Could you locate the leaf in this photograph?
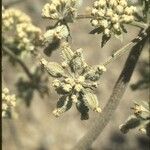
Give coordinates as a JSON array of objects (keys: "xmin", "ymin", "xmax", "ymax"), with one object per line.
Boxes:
[
  {"xmin": 43, "ymin": 40, "xmax": 60, "ymax": 57},
  {"xmin": 57, "ymin": 95, "xmax": 72, "ymax": 110},
  {"xmin": 70, "ymin": 56, "xmax": 83, "ymax": 72},
  {"xmin": 76, "ymin": 98, "xmax": 89, "ymax": 120},
  {"xmin": 119, "ymin": 115, "xmax": 141, "ymax": 134},
  {"xmin": 83, "ymin": 92, "xmax": 101, "ymax": 112},
  {"xmin": 61, "ymin": 43, "xmax": 74, "ymax": 62},
  {"xmin": 53, "ymin": 96, "xmax": 72, "ymax": 117},
  {"xmin": 89, "ymin": 27, "xmax": 103, "ymax": 35},
  {"xmin": 85, "ymin": 65, "xmax": 105, "ymax": 81},
  {"xmin": 45, "ymin": 62, "xmax": 65, "ymax": 77},
  {"xmin": 121, "ymin": 25, "xmax": 127, "ymax": 33},
  {"xmin": 101, "ymin": 34, "xmax": 111, "ymax": 48}
]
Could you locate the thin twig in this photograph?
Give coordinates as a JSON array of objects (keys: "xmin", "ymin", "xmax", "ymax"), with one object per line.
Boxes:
[
  {"xmin": 2, "ymin": 45, "xmax": 33, "ymax": 80},
  {"xmin": 76, "ymin": 14, "xmax": 92, "ymax": 19},
  {"xmin": 42, "ymin": 14, "xmax": 147, "ymax": 29},
  {"xmin": 76, "ymin": 14, "xmax": 148, "ymax": 29},
  {"xmin": 130, "ymin": 21, "xmax": 148, "ymax": 29},
  {"xmin": 103, "ymin": 26, "xmax": 150, "ymax": 66},
  {"xmin": 103, "ymin": 42, "xmax": 132, "ymax": 66},
  {"xmin": 72, "ymin": 27, "xmax": 149, "ymax": 150}
]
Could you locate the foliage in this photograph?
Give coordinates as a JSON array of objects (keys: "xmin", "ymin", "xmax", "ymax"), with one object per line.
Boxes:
[
  {"xmin": 120, "ymin": 101, "xmax": 150, "ymax": 137},
  {"xmin": 2, "ymin": 0, "xmax": 150, "ymax": 145}
]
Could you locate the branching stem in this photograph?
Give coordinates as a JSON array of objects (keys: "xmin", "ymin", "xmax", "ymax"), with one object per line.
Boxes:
[
  {"xmin": 103, "ymin": 27, "xmax": 149, "ymax": 67},
  {"xmin": 2, "ymin": 45, "xmax": 33, "ymax": 80},
  {"xmin": 76, "ymin": 14, "xmax": 148, "ymax": 29},
  {"xmin": 72, "ymin": 27, "xmax": 149, "ymax": 150}
]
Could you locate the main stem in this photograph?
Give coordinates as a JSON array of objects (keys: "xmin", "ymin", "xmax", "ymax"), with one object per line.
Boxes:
[{"xmin": 72, "ymin": 28, "xmax": 149, "ymax": 150}]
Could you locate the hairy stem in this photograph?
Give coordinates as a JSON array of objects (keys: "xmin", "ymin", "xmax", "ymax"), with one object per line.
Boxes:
[
  {"xmin": 72, "ymin": 28, "xmax": 149, "ymax": 150},
  {"xmin": 2, "ymin": 45, "xmax": 33, "ymax": 80}
]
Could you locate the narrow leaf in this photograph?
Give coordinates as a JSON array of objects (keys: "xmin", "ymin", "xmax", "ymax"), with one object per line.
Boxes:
[
  {"xmin": 89, "ymin": 27, "xmax": 103, "ymax": 34},
  {"xmin": 101, "ymin": 34, "xmax": 111, "ymax": 47}
]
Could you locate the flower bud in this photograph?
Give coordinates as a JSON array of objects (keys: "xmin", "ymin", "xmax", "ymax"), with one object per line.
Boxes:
[
  {"xmin": 91, "ymin": 19, "xmax": 99, "ymax": 26},
  {"xmin": 93, "ymin": 1, "xmax": 100, "ymax": 8},
  {"xmin": 111, "ymin": 14, "xmax": 119, "ymax": 23},
  {"xmin": 116, "ymin": 5, "xmax": 124, "ymax": 14},
  {"xmin": 91, "ymin": 8, "xmax": 98, "ymax": 15},
  {"xmin": 104, "ymin": 28, "xmax": 110, "ymax": 36},
  {"xmin": 52, "ymin": 79, "xmax": 60, "ymax": 88},
  {"xmin": 99, "ymin": 0, "xmax": 106, "ymax": 7},
  {"xmin": 63, "ymin": 84, "xmax": 72, "ymax": 92},
  {"xmin": 71, "ymin": 95, "xmax": 78, "ymax": 103},
  {"xmin": 113, "ymin": 23, "xmax": 120, "ymax": 31},
  {"xmin": 78, "ymin": 76, "xmax": 85, "ymax": 83},
  {"xmin": 119, "ymin": 0, "xmax": 127, "ymax": 7},
  {"xmin": 106, "ymin": 9, "xmax": 113, "ymax": 17},
  {"xmin": 100, "ymin": 19, "xmax": 109, "ymax": 28},
  {"xmin": 74, "ymin": 84, "xmax": 83, "ymax": 92}
]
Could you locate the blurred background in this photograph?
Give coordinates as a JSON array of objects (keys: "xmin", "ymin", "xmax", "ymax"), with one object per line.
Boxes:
[{"xmin": 2, "ymin": 0, "xmax": 150, "ymax": 150}]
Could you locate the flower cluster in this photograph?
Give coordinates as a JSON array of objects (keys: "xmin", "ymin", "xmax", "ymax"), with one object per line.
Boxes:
[
  {"xmin": 2, "ymin": 8, "xmax": 31, "ymax": 31},
  {"xmin": 90, "ymin": 0, "xmax": 136, "ymax": 37},
  {"xmin": 15, "ymin": 22, "xmax": 41, "ymax": 53},
  {"xmin": 120, "ymin": 101, "xmax": 150, "ymax": 137},
  {"xmin": 2, "ymin": 8, "xmax": 41, "ymax": 58},
  {"xmin": 2, "ymin": 88, "xmax": 17, "ymax": 118},
  {"xmin": 42, "ymin": 0, "xmax": 82, "ymax": 22},
  {"xmin": 41, "ymin": 42, "xmax": 106, "ymax": 119},
  {"xmin": 43, "ymin": 24, "xmax": 69, "ymax": 44}
]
